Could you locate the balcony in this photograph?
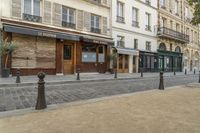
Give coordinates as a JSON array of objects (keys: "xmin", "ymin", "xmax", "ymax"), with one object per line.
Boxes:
[
  {"xmin": 91, "ymin": 27, "xmax": 101, "ymax": 34},
  {"xmin": 157, "ymin": 27, "xmax": 189, "ymax": 43},
  {"xmin": 62, "ymin": 21, "xmax": 76, "ymax": 29},
  {"xmin": 116, "ymin": 16, "xmax": 125, "ymax": 23},
  {"xmin": 23, "ymin": 13, "xmax": 42, "ymax": 23},
  {"xmin": 132, "ymin": 21, "xmax": 139, "ymax": 27},
  {"xmin": 145, "ymin": 25, "xmax": 151, "ymax": 31},
  {"xmin": 117, "ymin": 41, "xmax": 125, "ymax": 48}
]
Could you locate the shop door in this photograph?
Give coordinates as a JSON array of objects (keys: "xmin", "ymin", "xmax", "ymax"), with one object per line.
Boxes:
[
  {"xmin": 132, "ymin": 56, "xmax": 136, "ymax": 73},
  {"xmin": 97, "ymin": 45, "xmax": 106, "ymax": 73},
  {"xmin": 118, "ymin": 54, "xmax": 129, "ymax": 73},
  {"xmin": 63, "ymin": 44, "xmax": 74, "ymax": 74}
]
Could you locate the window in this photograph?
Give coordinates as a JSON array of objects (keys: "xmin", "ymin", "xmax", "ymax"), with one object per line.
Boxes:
[
  {"xmin": 161, "ymin": 17, "xmax": 167, "ymax": 27},
  {"xmin": 175, "ymin": 46, "xmax": 181, "ymax": 53},
  {"xmin": 63, "ymin": 45, "xmax": 72, "ymax": 60},
  {"xmin": 24, "ymin": 0, "xmax": 40, "ymax": 16},
  {"xmin": 146, "ymin": 41, "xmax": 151, "ymax": 51},
  {"xmin": 185, "ymin": 7, "xmax": 189, "ymax": 18},
  {"xmin": 117, "ymin": 1, "xmax": 124, "ymax": 22},
  {"xmin": 159, "ymin": 43, "xmax": 166, "ymax": 51},
  {"xmin": 175, "ymin": 0, "xmax": 179, "ymax": 15},
  {"xmin": 91, "ymin": 14, "xmax": 101, "ymax": 33},
  {"xmin": 160, "ymin": 0, "xmax": 165, "ymax": 8},
  {"xmin": 145, "ymin": 13, "xmax": 151, "ymax": 31},
  {"xmin": 134, "ymin": 39, "xmax": 138, "ymax": 49},
  {"xmin": 62, "ymin": 6, "xmax": 76, "ymax": 29},
  {"xmin": 82, "ymin": 44, "xmax": 96, "ymax": 62},
  {"xmin": 132, "ymin": 7, "xmax": 139, "ymax": 27},
  {"xmin": 117, "ymin": 36, "xmax": 125, "ymax": 47},
  {"xmin": 170, "ymin": 20, "xmax": 173, "ymax": 29},
  {"xmin": 145, "ymin": 0, "xmax": 151, "ymax": 5}
]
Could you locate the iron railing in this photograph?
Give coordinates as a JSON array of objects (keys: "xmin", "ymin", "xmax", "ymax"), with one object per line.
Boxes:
[
  {"xmin": 62, "ymin": 21, "xmax": 76, "ymax": 29},
  {"xmin": 91, "ymin": 27, "xmax": 101, "ymax": 34},
  {"xmin": 116, "ymin": 16, "xmax": 125, "ymax": 23},
  {"xmin": 132, "ymin": 21, "xmax": 139, "ymax": 27},
  {"xmin": 23, "ymin": 13, "xmax": 42, "ymax": 23}
]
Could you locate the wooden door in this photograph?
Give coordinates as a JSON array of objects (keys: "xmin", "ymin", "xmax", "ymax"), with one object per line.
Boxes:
[
  {"xmin": 118, "ymin": 54, "xmax": 129, "ymax": 73},
  {"xmin": 63, "ymin": 44, "xmax": 74, "ymax": 74}
]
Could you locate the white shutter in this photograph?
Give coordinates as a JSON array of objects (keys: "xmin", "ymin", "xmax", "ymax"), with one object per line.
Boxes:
[
  {"xmin": 83, "ymin": 12, "xmax": 91, "ymax": 31},
  {"xmin": 102, "ymin": 17, "xmax": 107, "ymax": 35},
  {"xmin": 12, "ymin": 0, "xmax": 22, "ymax": 18},
  {"xmin": 53, "ymin": 3, "xmax": 61, "ymax": 26},
  {"xmin": 76, "ymin": 10, "xmax": 84, "ymax": 30},
  {"xmin": 43, "ymin": 0, "xmax": 52, "ymax": 24}
]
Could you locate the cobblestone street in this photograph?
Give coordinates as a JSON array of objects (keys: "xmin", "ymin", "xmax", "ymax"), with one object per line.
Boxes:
[{"xmin": 0, "ymin": 75, "xmax": 198, "ymax": 112}]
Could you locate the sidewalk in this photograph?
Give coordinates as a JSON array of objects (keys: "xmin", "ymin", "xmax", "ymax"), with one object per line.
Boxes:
[
  {"xmin": 0, "ymin": 71, "xmax": 197, "ymax": 87},
  {"xmin": 0, "ymin": 83, "xmax": 199, "ymax": 133}
]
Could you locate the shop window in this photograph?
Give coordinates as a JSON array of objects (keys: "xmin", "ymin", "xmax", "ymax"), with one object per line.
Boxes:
[
  {"xmin": 98, "ymin": 46, "xmax": 105, "ymax": 62},
  {"xmin": 82, "ymin": 44, "xmax": 96, "ymax": 62},
  {"xmin": 64, "ymin": 45, "xmax": 72, "ymax": 60}
]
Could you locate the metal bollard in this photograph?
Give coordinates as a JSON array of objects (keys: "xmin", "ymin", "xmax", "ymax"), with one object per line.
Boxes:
[
  {"xmin": 114, "ymin": 69, "xmax": 117, "ymax": 79},
  {"xmin": 185, "ymin": 69, "xmax": 187, "ymax": 75},
  {"xmin": 16, "ymin": 69, "xmax": 21, "ymax": 83},
  {"xmin": 194, "ymin": 69, "xmax": 196, "ymax": 75},
  {"xmin": 158, "ymin": 71, "xmax": 164, "ymax": 90},
  {"xmin": 140, "ymin": 68, "xmax": 143, "ymax": 77},
  {"xmin": 77, "ymin": 68, "xmax": 80, "ymax": 80},
  {"xmin": 174, "ymin": 69, "xmax": 176, "ymax": 76},
  {"xmin": 35, "ymin": 72, "xmax": 47, "ymax": 110},
  {"xmin": 199, "ymin": 71, "xmax": 200, "ymax": 83}
]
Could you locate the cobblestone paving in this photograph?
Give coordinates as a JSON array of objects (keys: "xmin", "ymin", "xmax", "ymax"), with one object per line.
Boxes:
[{"xmin": 0, "ymin": 75, "xmax": 198, "ymax": 112}]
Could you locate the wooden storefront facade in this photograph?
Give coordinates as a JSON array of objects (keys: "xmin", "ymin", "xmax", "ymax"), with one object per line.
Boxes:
[{"xmin": 1, "ymin": 22, "xmax": 113, "ymax": 76}]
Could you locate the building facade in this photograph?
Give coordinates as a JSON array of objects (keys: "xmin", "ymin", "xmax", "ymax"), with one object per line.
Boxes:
[
  {"xmin": 157, "ymin": 0, "xmax": 200, "ymax": 72},
  {"xmin": 111, "ymin": 0, "xmax": 158, "ymax": 73},
  {"xmin": 0, "ymin": 0, "xmax": 113, "ymax": 76}
]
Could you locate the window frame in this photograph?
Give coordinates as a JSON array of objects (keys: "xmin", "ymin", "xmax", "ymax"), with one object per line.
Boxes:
[{"xmin": 23, "ymin": 0, "xmax": 41, "ymax": 16}]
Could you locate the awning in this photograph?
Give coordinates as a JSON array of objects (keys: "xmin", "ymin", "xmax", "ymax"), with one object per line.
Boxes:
[
  {"xmin": 116, "ymin": 47, "xmax": 139, "ymax": 56},
  {"xmin": 3, "ymin": 24, "xmax": 79, "ymax": 41}
]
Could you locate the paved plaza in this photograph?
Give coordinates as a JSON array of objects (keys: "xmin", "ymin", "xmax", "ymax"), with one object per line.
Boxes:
[
  {"xmin": 0, "ymin": 84, "xmax": 200, "ymax": 133},
  {"xmin": 0, "ymin": 74, "xmax": 198, "ymax": 112}
]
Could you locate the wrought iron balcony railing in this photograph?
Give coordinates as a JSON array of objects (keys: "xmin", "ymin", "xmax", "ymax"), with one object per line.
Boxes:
[
  {"xmin": 117, "ymin": 41, "xmax": 125, "ymax": 48},
  {"xmin": 23, "ymin": 13, "xmax": 42, "ymax": 23},
  {"xmin": 91, "ymin": 27, "xmax": 101, "ymax": 34},
  {"xmin": 157, "ymin": 27, "xmax": 189, "ymax": 43},
  {"xmin": 116, "ymin": 16, "xmax": 125, "ymax": 23},
  {"xmin": 132, "ymin": 21, "xmax": 139, "ymax": 27},
  {"xmin": 62, "ymin": 21, "xmax": 76, "ymax": 29}
]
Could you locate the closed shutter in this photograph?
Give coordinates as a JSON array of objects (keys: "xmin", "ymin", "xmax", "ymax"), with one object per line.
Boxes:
[
  {"xmin": 83, "ymin": 12, "xmax": 91, "ymax": 32},
  {"xmin": 43, "ymin": 0, "xmax": 52, "ymax": 24},
  {"xmin": 76, "ymin": 10, "xmax": 84, "ymax": 30},
  {"xmin": 102, "ymin": 17, "xmax": 107, "ymax": 35},
  {"xmin": 53, "ymin": 3, "xmax": 61, "ymax": 26},
  {"xmin": 12, "ymin": 0, "xmax": 22, "ymax": 18}
]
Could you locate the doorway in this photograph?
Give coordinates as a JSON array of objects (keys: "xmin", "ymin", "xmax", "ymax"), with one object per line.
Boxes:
[{"xmin": 63, "ymin": 44, "xmax": 74, "ymax": 74}]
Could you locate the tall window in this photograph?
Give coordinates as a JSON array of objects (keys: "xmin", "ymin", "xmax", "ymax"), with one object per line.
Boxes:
[
  {"xmin": 24, "ymin": 0, "xmax": 40, "ymax": 16},
  {"xmin": 185, "ymin": 7, "xmax": 189, "ymax": 18},
  {"xmin": 117, "ymin": 1, "xmax": 124, "ymax": 22},
  {"xmin": 117, "ymin": 36, "xmax": 125, "ymax": 47},
  {"xmin": 145, "ymin": 13, "xmax": 151, "ymax": 31},
  {"xmin": 176, "ymin": 23, "xmax": 180, "ymax": 32},
  {"xmin": 175, "ymin": 0, "xmax": 179, "ymax": 15},
  {"xmin": 146, "ymin": 41, "xmax": 151, "ymax": 51},
  {"xmin": 132, "ymin": 7, "xmax": 139, "ymax": 27},
  {"xmin": 62, "ymin": 6, "xmax": 75, "ymax": 28},
  {"xmin": 160, "ymin": 0, "xmax": 165, "ymax": 7},
  {"xmin": 134, "ymin": 39, "xmax": 138, "ymax": 49},
  {"xmin": 161, "ymin": 17, "xmax": 167, "ymax": 27},
  {"xmin": 91, "ymin": 14, "xmax": 100, "ymax": 33}
]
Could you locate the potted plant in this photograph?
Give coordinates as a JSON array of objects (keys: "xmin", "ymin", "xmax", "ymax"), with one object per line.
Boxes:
[{"xmin": 0, "ymin": 39, "xmax": 17, "ymax": 77}]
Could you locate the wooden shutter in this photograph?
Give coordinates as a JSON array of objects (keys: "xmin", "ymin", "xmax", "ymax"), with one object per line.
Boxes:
[
  {"xmin": 12, "ymin": 0, "xmax": 22, "ymax": 18},
  {"xmin": 83, "ymin": 12, "xmax": 91, "ymax": 32},
  {"xmin": 43, "ymin": 0, "xmax": 52, "ymax": 24},
  {"xmin": 76, "ymin": 10, "xmax": 84, "ymax": 30},
  {"xmin": 102, "ymin": 17, "xmax": 108, "ymax": 35},
  {"xmin": 53, "ymin": 3, "xmax": 61, "ymax": 26}
]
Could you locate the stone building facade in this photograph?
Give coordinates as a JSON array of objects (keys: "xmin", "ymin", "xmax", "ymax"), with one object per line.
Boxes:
[
  {"xmin": 157, "ymin": 0, "xmax": 200, "ymax": 72},
  {"xmin": 0, "ymin": 0, "xmax": 113, "ymax": 75}
]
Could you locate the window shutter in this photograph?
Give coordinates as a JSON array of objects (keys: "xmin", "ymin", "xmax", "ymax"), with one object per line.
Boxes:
[
  {"xmin": 43, "ymin": 0, "xmax": 52, "ymax": 24},
  {"xmin": 83, "ymin": 12, "xmax": 91, "ymax": 32},
  {"xmin": 53, "ymin": 3, "xmax": 61, "ymax": 26},
  {"xmin": 102, "ymin": 17, "xmax": 107, "ymax": 35},
  {"xmin": 12, "ymin": 0, "xmax": 22, "ymax": 18},
  {"xmin": 76, "ymin": 10, "xmax": 84, "ymax": 30}
]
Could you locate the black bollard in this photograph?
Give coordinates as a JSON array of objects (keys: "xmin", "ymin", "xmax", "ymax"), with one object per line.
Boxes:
[
  {"xmin": 35, "ymin": 72, "xmax": 47, "ymax": 110},
  {"xmin": 194, "ymin": 69, "xmax": 196, "ymax": 75},
  {"xmin": 114, "ymin": 69, "xmax": 117, "ymax": 79},
  {"xmin": 174, "ymin": 69, "xmax": 176, "ymax": 76},
  {"xmin": 199, "ymin": 71, "xmax": 200, "ymax": 83},
  {"xmin": 185, "ymin": 69, "xmax": 187, "ymax": 75},
  {"xmin": 77, "ymin": 68, "xmax": 80, "ymax": 80},
  {"xmin": 16, "ymin": 69, "xmax": 21, "ymax": 83},
  {"xmin": 140, "ymin": 68, "xmax": 143, "ymax": 77},
  {"xmin": 158, "ymin": 71, "xmax": 164, "ymax": 90}
]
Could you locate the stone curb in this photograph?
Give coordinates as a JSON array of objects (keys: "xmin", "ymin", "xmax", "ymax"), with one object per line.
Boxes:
[{"xmin": 0, "ymin": 74, "xmax": 197, "ymax": 88}]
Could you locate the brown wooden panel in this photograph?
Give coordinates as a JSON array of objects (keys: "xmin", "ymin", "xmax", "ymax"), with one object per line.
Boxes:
[
  {"xmin": 63, "ymin": 41, "xmax": 74, "ymax": 74},
  {"xmin": 11, "ymin": 68, "xmax": 56, "ymax": 76},
  {"xmin": 56, "ymin": 39, "xmax": 63, "ymax": 73}
]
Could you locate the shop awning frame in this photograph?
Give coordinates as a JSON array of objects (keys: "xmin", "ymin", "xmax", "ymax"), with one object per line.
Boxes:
[{"xmin": 115, "ymin": 47, "xmax": 139, "ymax": 56}]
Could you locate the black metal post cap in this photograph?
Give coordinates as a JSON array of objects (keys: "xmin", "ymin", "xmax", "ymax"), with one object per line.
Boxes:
[{"xmin": 38, "ymin": 72, "xmax": 45, "ymax": 79}]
